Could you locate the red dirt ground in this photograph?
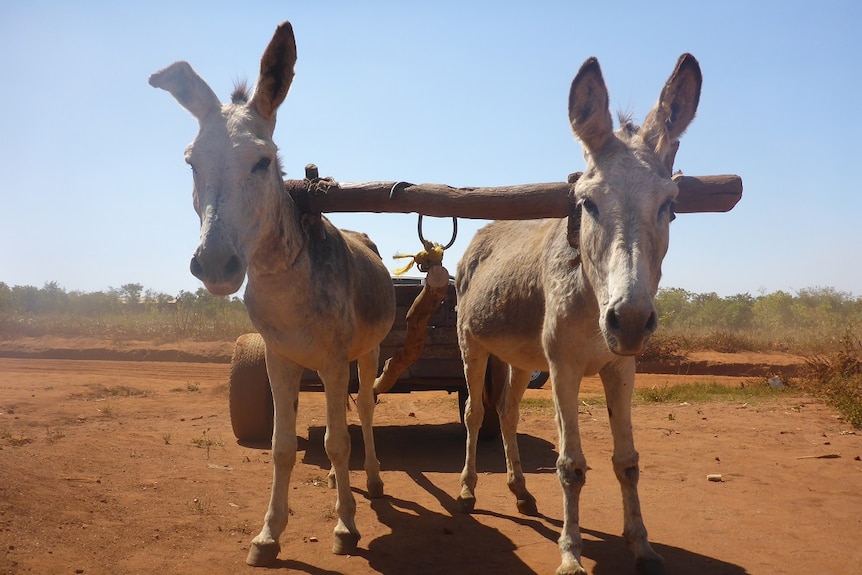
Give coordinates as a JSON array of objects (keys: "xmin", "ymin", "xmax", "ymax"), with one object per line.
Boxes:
[{"xmin": 1, "ymin": 339, "xmax": 860, "ymax": 575}]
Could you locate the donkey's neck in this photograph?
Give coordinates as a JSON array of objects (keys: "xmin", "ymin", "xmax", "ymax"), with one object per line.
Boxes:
[
  {"xmin": 547, "ymin": 220, "xmax": 600, "ymax": 317},
  {"xmin": 246, "ymin": 181, "xmax": 309, "ymax": 287},
  {"xmin": 242, "ymin": 200, "xmax": 315, "ymax": 346}
]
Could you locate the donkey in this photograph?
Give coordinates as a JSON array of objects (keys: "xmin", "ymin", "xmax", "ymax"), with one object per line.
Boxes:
[
  {"xmin": 149, "ymin": 22, "xmax": 395, "ymax": 565},
  {"xmin": 455, "ymin": 54, "xmax": 701, "ymax": 574}
]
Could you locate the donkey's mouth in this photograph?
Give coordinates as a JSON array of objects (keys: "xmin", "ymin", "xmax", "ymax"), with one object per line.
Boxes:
[
  {"xmin": 201, "ymin": 279, "xmax": 244, "ymax": 297},
  {"xmin": 190, "ymin": 253, "xmax": 246, "ymax": 296},
  {"xmin": 604, "ymin": 333, "xmax": 651, "ymax": 357}
]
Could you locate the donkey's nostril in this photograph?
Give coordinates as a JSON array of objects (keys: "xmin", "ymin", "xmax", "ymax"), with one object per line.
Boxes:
[
  {"xmin": 645, "ymin": 311, "xmax": 658, "ymax": 335},
  {"xmin": 190, "ymin": 256, "xmax": 204, "ymax": 280},
  {"xmin": 606, "ymin": 309, "xmax": 620, "ymax": 332},
  {"xmin": 190, "ymin": 250, "xmax": 243, "ymax": 289},
  {"xmin": 225, "ymin": 254, "xmax": 242, "ymax": 277}
]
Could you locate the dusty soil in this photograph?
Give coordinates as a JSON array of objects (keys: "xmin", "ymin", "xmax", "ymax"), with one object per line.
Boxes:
[{"xmin": 1, "ymin": 340, "xmax": 860, "ymax": 575}]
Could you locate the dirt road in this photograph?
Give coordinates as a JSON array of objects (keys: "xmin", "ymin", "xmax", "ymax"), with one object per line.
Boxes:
[{"xmin": 1, "ymin": 356, "xmax": 860, "ymax": 574}]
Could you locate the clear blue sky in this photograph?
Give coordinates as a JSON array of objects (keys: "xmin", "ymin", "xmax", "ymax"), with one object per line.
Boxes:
[{"xmin": 2, "ymin": 1, "xmax": 860, "ymax": 298}]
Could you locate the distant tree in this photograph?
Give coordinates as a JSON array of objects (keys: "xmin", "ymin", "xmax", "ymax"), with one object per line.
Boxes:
[
  {"xmin": 12, "ymin": 285, "xmax": 40, "ymax": 313},
  {"xmin": 655, "ymin": 287, "xmax": 693, "ymax": 327},
  {"xmin": 40, "ymin": 281, "xmax": 69, "ymax": 313},
  {"xmin": 797, "ymin": 286, "xmax": 852, "ymax": 313},
  {"xmin": 70, "ymin": 290, "xmax": 118, "ymax": 315},
  {"xmin": 752, "ymin": 290, "xmax": 795, "ymax": 330},
  {"xmin": 144, "ymin": 288, "xmax": 172, "ymax": 304},
  {"xmin": 0, "ymin": 282, "xmax": 11, "ymax": 313},
  {"xmin": 721, "ymin": 293, "xmax": 755, "ymax": 330},
  {"xmin": 118, "ymin": 283, "xmax": 144, "ymax": 305}
]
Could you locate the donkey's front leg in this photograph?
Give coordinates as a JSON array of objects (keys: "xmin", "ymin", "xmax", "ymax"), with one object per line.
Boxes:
[
  {"xmin": 319, "ymin": 360, "xmax": 361, "ymax": 555},
  {"xmin": 499, "ymin": 365, "xmax": 538, "ymax": 515},
  {"xmin": 247, "ymin": 353, "xmax": 303, "ymax": 567},
  {"xmin": 551, "ymin": 360, "xmax": 589, "ymax": 575},
  {"xmin": 600, "ymin": 360, "xmax": 664, "ymax": 575},
  {"xmin": 356, "ymin": 347, "xmax": 384, "ymax": 498}
]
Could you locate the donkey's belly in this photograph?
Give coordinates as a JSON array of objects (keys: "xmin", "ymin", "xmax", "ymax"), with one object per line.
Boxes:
[{"xmin": 461, "ymin": 310, "xmax": 549, "ymax": 373}]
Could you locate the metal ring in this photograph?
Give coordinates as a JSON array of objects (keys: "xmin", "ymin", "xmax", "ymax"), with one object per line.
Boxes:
[
  {"xmin": 417, "ymin": 214, "xmax": 458, "ymax": 250},
  {"xmin": 389, "ymin": 181, "xmax": 413, "ymax": 200}
]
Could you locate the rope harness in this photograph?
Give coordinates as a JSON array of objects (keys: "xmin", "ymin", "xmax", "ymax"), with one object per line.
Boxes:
[{"xmin": 392, "ymin": 211, "xmax": 457, "ymax": 275}]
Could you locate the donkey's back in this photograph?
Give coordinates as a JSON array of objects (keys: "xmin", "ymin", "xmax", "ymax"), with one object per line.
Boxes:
[
  {"xmin": 308, "ymin": 223, "xmax": 394, "ymax": 348},
  {"xmin": 455, "ymin": 218, "xmax": 569, "ymax": 373}
]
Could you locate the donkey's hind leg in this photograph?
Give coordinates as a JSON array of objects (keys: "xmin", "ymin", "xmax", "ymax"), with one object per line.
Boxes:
[
  {"xmin": 356, "ymin": 347, "xmax": 384, "ymax": 498},
  {"xmin": 500, "ymin": 365, "xmax": 538, "ymax": 516},
  {"xmin": 457, "ymin": 339, "xmax": 491, "ymax": 513}
]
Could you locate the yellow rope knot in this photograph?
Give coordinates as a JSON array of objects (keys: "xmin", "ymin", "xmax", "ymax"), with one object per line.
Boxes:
[{"xmin": 393, "ymin": 240, "xmax": 445, "ymax": 275}]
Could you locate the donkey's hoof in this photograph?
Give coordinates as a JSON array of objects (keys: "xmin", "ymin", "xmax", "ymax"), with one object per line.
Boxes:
[
  {"xmin": 456, "ymin": 494, "xmax": 476, "ymax": 514},
  {"xmin": 635, "ymin": 556, "xmax": 665, "ymax": 575},
  {"xmin": 366, "ymin": 479, "xmax": 385, "ymax": 499},
  {"xmin": 516, "ymin": 495, "xmax": 538, "ymax": 516},
  {"xmin": 246, "ymin": 539, "xmax": 280, "ymax": 567},
  {"xmin": 556, "ymin": 559, "xmax": 588, "ymax": 575},
  {"xmin": 332, "ymin": 529, "xmax": 360, "ymax": 555}
]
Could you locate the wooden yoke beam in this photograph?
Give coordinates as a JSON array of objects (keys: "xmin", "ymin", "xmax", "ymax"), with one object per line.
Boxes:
[{"xmin": 286, "ymin": 172, "xmax": 742, "ymax": 220}]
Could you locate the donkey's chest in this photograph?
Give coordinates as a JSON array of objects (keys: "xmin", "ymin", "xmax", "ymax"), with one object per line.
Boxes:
[
  {"xmin": 245, "ymin": 287, "xmax": 352, "ymax": 349},
  {"xmin": 243, "ymin": 280, "xmax": 393, "ymax": 368}
]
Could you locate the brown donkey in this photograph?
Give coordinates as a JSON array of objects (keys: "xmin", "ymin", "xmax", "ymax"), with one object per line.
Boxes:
[
  {"xmin": 455, "ymin": 54, "xmax": 702, "ymax": 575},
  {"xmin": 149, "ymin": 22, "xmax": 395, "ymax": 565}
]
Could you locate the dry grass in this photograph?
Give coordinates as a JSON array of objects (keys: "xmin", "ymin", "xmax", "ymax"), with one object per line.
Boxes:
[
  {"xmin": 1, "ymin": 429, "xmax": 33, "ymax": 447},
  {"xmin": 1, "ymin": 309, "xmax": 254, "ymax": 342},
  {"xmin": 801, "ymin": 331, "xmax": 862, "ymax": 427},
  {"xmin": 635, "ymin": 380, "xmax": 783, "ymax": 404},
  {"xmin": 70, "ymin": 385, "xmax": 147, "ymax": 401},
  {"xmin": 190, "ymin": 428, "xmax": 224, "ymax": 459}
]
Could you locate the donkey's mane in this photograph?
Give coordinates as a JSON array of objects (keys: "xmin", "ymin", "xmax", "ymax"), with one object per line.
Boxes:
[
  {"xmin": 617, "ymin": 111, "xmax": 640, "ymax": 139},
  {"xmin": 231, "ymin": 80, "xmax": 251, "ymax": 104}
]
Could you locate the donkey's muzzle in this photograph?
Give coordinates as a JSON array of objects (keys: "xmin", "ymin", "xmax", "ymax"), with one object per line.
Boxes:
[
  {"xmin": 603, "ymin": 301, "xmax": 658, "ymax": 356},
  {"xmin": 190, "ymin": 248, "xmax": 245, "ymax": 296}
]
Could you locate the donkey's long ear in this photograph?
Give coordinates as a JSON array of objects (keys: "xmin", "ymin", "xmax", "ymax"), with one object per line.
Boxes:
[
  {"xmin": 149, "ymin": 61, "xmax": 221, "ymax": 121},
  {"xmin": 249, "ymin": 21, "xmax": 297, "ymax": 120},
  {"xmin": 568, "ymin": 57, "xmax": 614, "ymax": 154},
  {"xmin": 641, "ymin": 53, "xmax": 702, "ymax": 169}
]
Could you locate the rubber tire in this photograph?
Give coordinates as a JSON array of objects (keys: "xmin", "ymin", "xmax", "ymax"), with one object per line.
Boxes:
[
  {"xmin": 527, "ymin": 370, "xmax": 550, "ymax": 389},
  {"xmin": 228, "ymin": 333, "xmax": 274, "ymax": 443}
]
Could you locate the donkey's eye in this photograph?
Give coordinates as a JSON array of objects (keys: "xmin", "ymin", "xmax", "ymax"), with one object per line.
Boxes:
[
  {"xmin": 660, "ymin": 199, "xmax": 676, "ymax": 222},
  {"xmin": 252, "ymin": 157, "xmax": 271, "ymax": 174},
  {"xmin": 581, "ymin": 198, "xmax": 599, "ymax": 218}
]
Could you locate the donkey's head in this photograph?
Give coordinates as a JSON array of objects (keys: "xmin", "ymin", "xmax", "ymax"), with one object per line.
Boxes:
[
  {"xmin": 568, "ymin": 54, "xmax": 701, "ymax": 355},
  {"xmin": 149, "ymin": 22, "xmax": 297, "ymax": 296}
]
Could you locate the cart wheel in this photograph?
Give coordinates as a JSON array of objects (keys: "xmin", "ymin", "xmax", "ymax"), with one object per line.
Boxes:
[
  {"xmin": 527, "ymin": 370, "xmax": 549, "ymax": 389},
  {"xmin": 228, "ymin": 333, "xmax": 274, "ymax": 443},
  {"xmin": 480, "ymin": 356, "xmax": 506, "ymax": 441}
]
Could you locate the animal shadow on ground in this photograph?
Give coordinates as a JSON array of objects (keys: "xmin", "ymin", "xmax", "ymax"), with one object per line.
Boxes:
[
  {"xmin": 305, "ymin": 422, "xmax": 555, "ymax": 574},
  {"xmin": 361, "ymin": 470, "xmax": 538, "ymax": 575},
  {"xmin": 257, "ymin": 559, "xmax": 345, "ymax": 575},
  {"xmin": 304, "ymin": 422, "xmax": 558, "ymax": 474},
  {"xmin": 579, "ymin": 527, "xmax": 749, "ymax": 575},
  {"xmin": 300, "ymin": 423, "xmax": 749, "ymax": 575}
]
